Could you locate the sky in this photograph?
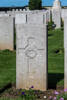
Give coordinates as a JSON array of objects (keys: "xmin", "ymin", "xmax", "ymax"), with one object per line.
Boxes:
[
  {"xmin": 43, "ymin": 0, "xmax": 67, "ymax": 6},
  {"xmin": 0, "ymin": 0, "xmax": 67, "ymax": 7}
]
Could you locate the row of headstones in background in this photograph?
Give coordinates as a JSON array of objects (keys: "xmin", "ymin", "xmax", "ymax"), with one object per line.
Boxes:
[
  {"xmin": 0, "ymin": 10, "xmax": 50, "ymax": 22},
  {"xmin": 0, "ymin": 10, "xmax": 31, "ymax": 50},
  {"xmin": 53, "ymin": 0, "xmax": 67, "ymax": 21},
  {"xmin": 0, "ymin": 4, "xmax": 62, "ymax": 30},
  {"xmin": 52, "ymin": 0, "xmax": 61, "ymax": 29},
  {"xmin": 0, "ymin": 0, "xmax": 63, "ymax": 29},
  {"xmin": 15, "ymin": 12, "xmax": 48, "ymax": 91},
  {"xmin": 0, "ymin": 10, "xmax": 50, "ymax": 51},
  {"xmin": 0, "ymin": 9, "xmax": 26, "ymax": 14}
]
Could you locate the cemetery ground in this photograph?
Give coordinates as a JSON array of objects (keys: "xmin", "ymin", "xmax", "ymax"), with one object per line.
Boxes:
[{"xmin": 0, "ymin": 28, "xmax": 65, "ymax": 100}]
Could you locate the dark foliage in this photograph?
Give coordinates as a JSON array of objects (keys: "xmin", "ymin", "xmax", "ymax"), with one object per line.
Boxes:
[{"xmin": 29, "ymin": 0, "xmax": 42, "ymax": 10}]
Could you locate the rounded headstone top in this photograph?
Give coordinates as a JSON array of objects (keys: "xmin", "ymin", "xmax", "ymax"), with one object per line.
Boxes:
[{"xmin": 53, "ymin": 0, "xmax": 61, "ymax": 9}]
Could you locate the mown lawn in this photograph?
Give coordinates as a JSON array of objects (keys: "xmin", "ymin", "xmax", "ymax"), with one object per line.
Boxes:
[
  {"xmin": 48, "ymin": 29, "xmax": 64, "ymax": 88},
  {"xmin": 0, "ymin": 50, "xmax": 16, "ymax": 88},
  {"xmin": 0, "ymin": 28, "xmax": 64, "ymax": 90}
]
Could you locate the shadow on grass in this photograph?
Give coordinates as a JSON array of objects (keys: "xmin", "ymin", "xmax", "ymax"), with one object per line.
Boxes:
[
  {"xmin": 48, "ymin": 73, "xmax": 64, "ymax": 89},
  {"xmin": 48, "ymin": 33, "xmax": 53, "ymax": 37},
  {"xmin": 14, "ymin": 44, "xmax": 16, "ymax": 50},
  {"xmin": 0, "ymin": 83, "xmax": 12, "ymax": 94}
]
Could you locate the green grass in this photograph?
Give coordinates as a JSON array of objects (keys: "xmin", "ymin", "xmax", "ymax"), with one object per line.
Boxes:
[
  {"xmin": 0, "ymin": 50, "xmax": 16, "ymax": 88},
  {"xmin": 57, "ymin": 93, "xmax": 67, "ymax": 100},
  {"xmin": 0, "ymin": 97, "xmax": 39, "ymax": 100},
  {"xmin": 0, "ymin": 28, "xmax": 64, "ymax": 90},
  {"xmin": 0, "ymin": 97, "xmax": 22, "ymax": 100},
  {"xmin": 48, "ymin": 29, "xmax": 64, "ymax": 88}
]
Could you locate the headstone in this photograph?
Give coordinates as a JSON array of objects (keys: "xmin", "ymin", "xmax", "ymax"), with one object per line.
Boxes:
[
  {"xmin": 53, "ymin": 0, "xmax": 61, "ymax": 8},
  {"xmin": 16, "ymin": 13, "xmax": 47, "ymax": 91},
  {"xmin": 0, "ymin": 13, "xmax": 9, "ymax": 17},
  {"xmin": 27, "ymin": 12, "xmax": 46, "ymax": 24},
  {"xmin": 52, "ymin": 0, "xmax": 61, "ymax": 28},
  {"xmin": 23, "ymin": 9, "xmax": 26, "ymax": 11},
  {"xmin": 20, "ymin": 9, "xmax": 22, "ymax": 11},
  {"xmin": 64, "ymin": 17, "xmax": 67, "ymax": 89},
  {"xmin": 46, "ymin": 10, "xmax": 50, "ymax": 22},
  {"xmin": 0, "ymin": 16, "xmax": 14, "ymax": 50},
  {"xmin": 0, "ymin": 11, "xmax": 5, "ymax": 14},
  {"xmin": 61, "ymin": 9, "xmax": 67, "ymax": 21}
]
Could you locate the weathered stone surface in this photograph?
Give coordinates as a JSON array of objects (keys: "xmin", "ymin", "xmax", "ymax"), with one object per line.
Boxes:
[
  {"xmin": 0, "ymin": 16, "xmax": 14, "ymax": 50},
  {"xmin": 27, "ymin": 13, "xmax": 46, "ymax": 24},
  {"xmin": 0, "ymin": 10, "xmax": 50, "ymax": 23},
  {"xmin": 16, "ymin": 13, "xmax": 47, "ymax": 91},
  {"xmin": 64, "ymin": 17, "xmax": 67, "ymax": 49},
  {"xmin": 52, "ymin": 9, "xmax": 61, "ymax": 28},
  {"xmin": 64, "ymin": 17, "xmax": 67, "ymax": 89},
  {"xmin": 62, "ymin": 9, "xmax": 67, "ymax": 21},
  {"xmin": 0, "ymin": 14, "xmax": 9, "ymax": 17},
  {"xmin": 44, "ymin": 10, "xmax": 50, "ymax": 23},
  {"xmin": 53, "ymin": 0, "xmax": 61, "ymax": 9},
  {"xmin": 52, "ymin": 0, "xmax": 61, "ymax": 28},
  {"xmin": 64, "ymin": 48, "xmax": 67, "ymax": 89}
]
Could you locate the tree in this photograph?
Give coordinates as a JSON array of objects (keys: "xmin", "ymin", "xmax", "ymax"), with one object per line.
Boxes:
[{"xmin": 29, "ymin": 0, "xmax": 42, "ymax": 10}]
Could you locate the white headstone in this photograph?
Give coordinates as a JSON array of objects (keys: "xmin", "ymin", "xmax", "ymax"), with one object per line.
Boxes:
[
  {"xmin": 61, "ymin": 9, "xmax": 67, "ymax": 21},
  {"xmin": 64, "ymin": 17, "xmax": 67, "ymax": 89},
  {"xmin": 16, "ymin": 13, "xmax": 47, "ymax": 91},
  {"xmin": 52, "ymin": 0, "xmax": 61, "ymax": 28},
  {"xmin": 0, "ymin": 16, "xmax": 14, "ymax": 50},
  {"xmin": 53, "ymin": 0, "xmax": 61, "ymax": 9}
]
